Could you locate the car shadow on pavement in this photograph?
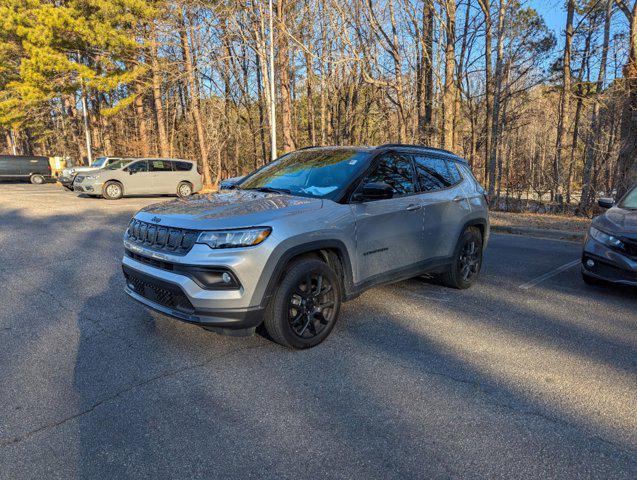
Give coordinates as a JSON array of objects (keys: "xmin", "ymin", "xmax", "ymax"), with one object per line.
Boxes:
[{"xmin": 1, "ymin": 207, "xmax": 636, "ymax": 479}]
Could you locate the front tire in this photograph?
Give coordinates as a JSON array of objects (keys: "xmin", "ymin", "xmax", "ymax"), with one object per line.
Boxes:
[
  {"xmin": 264, "ymin": 258, "xmax": 342, "ymax": 349},
  {"xmin": 441, "ymin": 227, "xmax": 483, "ymax": 289},
  {"xmin": 177, "ymin": 181, "xmax": 193, "ymax": 198},
  {"xmin": 102, "ymin": 181, "xmax": 123, "ymax": 200},
  {"xmin": 30, "ymin": 174, "xmax": 44, "ymax": 185}
]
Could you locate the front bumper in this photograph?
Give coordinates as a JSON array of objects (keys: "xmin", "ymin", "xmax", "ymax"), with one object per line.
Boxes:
[
  {"xmin": 120, "ymin": 238, "xmax": 276, "ymax": 332},
  {"xmin": 58, "ymin": 175, "xmax": 74, "ymax": 187},
  {"xmin": 581, "ymin": 237, "xmax": 637, "ymax": 286},
  {"xmin": 73, "ymin": 180, "xmax": 102, "ymax": 193},
  {"xmin": 123, "ymin": 264, "xmax": 265, "ymax": 334}
]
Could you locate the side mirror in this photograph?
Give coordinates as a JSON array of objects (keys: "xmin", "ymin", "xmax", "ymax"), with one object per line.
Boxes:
[
  {"xmin": 598, "ymin": 198, "xmax": 614, "ymax": 209},
  {"xmin": 357, "ymin": 182, "xmax": 394, "ymax": 201}
]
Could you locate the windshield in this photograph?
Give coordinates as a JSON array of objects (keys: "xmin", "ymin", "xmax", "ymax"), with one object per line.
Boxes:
[
  {"xmin": 618, "ymin": 185, "xmax": 637, "ymax": 210},
  {"xmin": 238, "ymin": 148, "xmax": 371, "ymax": 199},
  {"xmin": 105, "ymin": 159, "xmax": 134, "ymax": 170},
  {"xmin": 91, "ymin": 157, "xmax": 108, "ymax": 168}
]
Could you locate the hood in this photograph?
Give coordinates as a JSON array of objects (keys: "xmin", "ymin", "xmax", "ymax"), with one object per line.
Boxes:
[
  {"xmin": 67, "ymin": 166, "xmax": 101, "ymax": 175},
  {"xmin": 593, "ymin": 207, "xmax": 637, "ymax": 239},
  {"xmin": 134, "ymin": 190, "xmax": 323, "ymax": 229}
]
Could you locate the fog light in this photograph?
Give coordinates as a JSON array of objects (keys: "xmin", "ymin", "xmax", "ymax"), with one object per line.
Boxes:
[
  {"xmin": 222, "ymin": 272, "xmax": 232, "ymax": 284},
  {"xmin": 586, "ymin": 259, "xmax": 595, "ymax": 268}
]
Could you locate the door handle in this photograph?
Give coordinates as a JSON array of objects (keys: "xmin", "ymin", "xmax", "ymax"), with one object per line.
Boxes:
[
  {"xmin": 452, "ymin": 196, "xmax": 465, "ymax": 203},
  {"xmin": 406, "ymin": 204, "xmax": 422, "ymax": 211}
]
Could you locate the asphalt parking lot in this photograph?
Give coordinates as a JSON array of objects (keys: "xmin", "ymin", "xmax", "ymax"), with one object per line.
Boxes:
[{"xmin": 1, "ymin": 183, "xmax": 636, "ymax": 479}]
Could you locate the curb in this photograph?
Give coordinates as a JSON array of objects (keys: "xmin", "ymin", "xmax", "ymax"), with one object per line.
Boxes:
[{"xmin": 491, "ymin": 225, "xmax": 585, "ymax": 242}]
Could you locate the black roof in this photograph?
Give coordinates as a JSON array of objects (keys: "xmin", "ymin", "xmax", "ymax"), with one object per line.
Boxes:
[
  {"xmin": 374, "ymin": 143, "xmax": 457, "ymax": 156},
  {"xmin": 294, "ymin": 144, "xmax": 465, "ymax": 162}
]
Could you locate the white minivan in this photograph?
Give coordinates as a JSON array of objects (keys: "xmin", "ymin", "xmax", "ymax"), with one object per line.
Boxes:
[{"xmin": 73, "ymin": 158, "xmax": 203, "ymax": 199}]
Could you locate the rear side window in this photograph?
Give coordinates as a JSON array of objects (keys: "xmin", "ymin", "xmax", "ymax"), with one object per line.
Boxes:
[
  {"xmin": 364, "ymin": 153, "xmax": 416, "ymax": 196},
  {"xmin": 446, "ymin": 162, "xmax": 462, "ymax": 184},
  {"xmin": 174, "ymin": 161, "xmax": 193, "ymax": 172},
  {"xmin": 149, "ymin": 160, "xmax": 173, "ymax": 172},
  {"xmin": 412, "ymin": 155, "xmax": 460, "ymax": 192}
]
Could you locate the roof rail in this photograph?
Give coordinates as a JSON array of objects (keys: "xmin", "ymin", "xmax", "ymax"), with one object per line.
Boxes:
[{"xmin": 375, "ymin": 143, "xmax": 457, "ymax": 156}]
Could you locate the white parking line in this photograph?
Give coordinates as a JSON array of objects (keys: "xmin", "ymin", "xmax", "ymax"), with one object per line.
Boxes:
[{"xmin": 518, "ymin": 259, "xmax": 581, "ymax": 290}]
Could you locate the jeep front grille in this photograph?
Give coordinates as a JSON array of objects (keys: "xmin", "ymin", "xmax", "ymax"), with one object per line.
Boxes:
[{"xmin": 126, "ymin": 219, "xmax": 198, "ymax": 255}]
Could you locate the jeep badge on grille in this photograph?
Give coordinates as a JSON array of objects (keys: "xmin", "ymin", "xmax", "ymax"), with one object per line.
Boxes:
[{"xmin": 151, "ymin": 216, "xmax": 161, "ymax": 223}]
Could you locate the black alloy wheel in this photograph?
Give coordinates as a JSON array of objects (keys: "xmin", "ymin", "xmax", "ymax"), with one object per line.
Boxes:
[
  {"xmin": 441, "ymin": 226, "xmax": 483, "ymax": 289},
  {"xmin": 458, "ymin": 239, "xmax": 480, "ymax": 283},
  {"xmin": 264, "ymin": 258, "xmax": 342, "ymax": 349},
  {"xmin": 287, "ymin": 272, "xmax": 337, "ymax": 339}
]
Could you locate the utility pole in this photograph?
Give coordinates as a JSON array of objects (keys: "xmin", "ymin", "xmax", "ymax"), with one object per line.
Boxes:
[
  {"xmin": 268, "ymin": 0, "xmax": 277, "ymax": 161},
  {"xmin": 81, "ymin": 88, "xmax": 93, "ymax": 166}
]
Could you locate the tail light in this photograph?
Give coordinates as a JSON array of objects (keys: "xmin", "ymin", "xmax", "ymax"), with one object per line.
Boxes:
[{"xmin": 197, "ymin": 163, "xmax": 202, "ymax": 175}]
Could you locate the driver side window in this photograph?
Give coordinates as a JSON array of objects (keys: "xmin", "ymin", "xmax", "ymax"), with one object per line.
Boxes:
[
  {"xmin": 362, "ymin": 153, "xmax": 416, "ymax": 197},
  {"xmin": 127, "ymin": 160, "xmax": 148, "ymax": 173}
]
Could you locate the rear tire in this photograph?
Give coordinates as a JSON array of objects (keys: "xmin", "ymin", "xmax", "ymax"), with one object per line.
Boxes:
[
  {"xmin": 441, "ymin": 227, "xmax": 483, "ymax": 289},
  {"xmin": 102, "ymin": 181, "xmax": 123, "ymax": 200},
  {"xmin": 30, "ymin": 174, "xmax": 44, "ymax": 185},
  {"xmin": 263, "ymin": 258, "xmax": 342, "ymax": 349},
  {"xmin": 177, "ymin": 181, "xmax": 193, "ymax": 198}
]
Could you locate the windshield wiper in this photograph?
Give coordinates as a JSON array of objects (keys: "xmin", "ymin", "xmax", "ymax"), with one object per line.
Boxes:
[{"xmin": 244, "ymin": 186, "xmax": 291, "ymax": 194}]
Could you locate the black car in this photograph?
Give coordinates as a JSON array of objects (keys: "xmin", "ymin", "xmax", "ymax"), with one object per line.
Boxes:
[
  {"xmin": 0, "ymin": 155, "xmax": 52, "ymax": 184},
  {"xmin": 582, "ymin": 184, "xmax": 637, "ymax": 286}
]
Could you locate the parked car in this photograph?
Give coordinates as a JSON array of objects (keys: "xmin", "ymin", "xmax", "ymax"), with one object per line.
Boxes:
[
  {"xmin": 121, "ymin": 144, "xmax": 489, "ymax": 349},
  {"xmin": 0, "ymin": 155, "xmax": 52, "ymax": 184},
  {"xmin": 59, "ymin": 156, "xmax": 121, "ymax": 190},
  {"xmin": 582, "ymin": 184, "xmax": 637, "ymax": 286},
  {"xmin": 73, "ymin": 158, "xmax": 202, "ymax": 199}
]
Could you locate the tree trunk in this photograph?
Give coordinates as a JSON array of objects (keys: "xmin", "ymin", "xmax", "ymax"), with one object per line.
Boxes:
[
  {"xmin": 580, "ymin": 0, "xmax": 612, "ymax": 212},
  {"xmin": 134, "ymin": 88, "xmax": 150, "ymax": 157},
  {"xmin": 478, "ymin": 0, "xmax": 492, "ymax": 183},
  {"xmin": 255, "ymin": 49, "xmax": 268, "ymax": 166},
  {"xmin": 151, "ymin": 25, "xmax": 169, "ymax": 157},
  {"xmin": 613, "ymin": 0, "xmax": 637, "ymax": 197},
  {"xmin": 179, "ymin": 8, "xmax": 212, "ymax": 188},
  {"xmin": 554, "ymin": 0, "xmax": 575, "ymax": 203},
  {"xmin": 305, "ymin": 47, "xmax": 316, "ymax": 145},
  {"xmin": 389, "ymin": 0, "xmax": 407, "ymax": 142},
  {"xmin": 442, "ymin": 0, "xmax": 457, "ymax": 152},
  {"xmin": 277, "ymin": 0, "xmax": 296, "ymax": 153},
  {"xmin": 417, "ymin": 1, "xmax": 434, "ymax": 144},
  {"xmin": 566, "ymin": 15, "xmax": 594, "ymax": 204},
  {"xmin": 487, "ymin": 0, "xmax": 505, "ymax": 196},
  {"xmin": 455, "ymin": 0, "xmax": 472, "ymax": 151}
]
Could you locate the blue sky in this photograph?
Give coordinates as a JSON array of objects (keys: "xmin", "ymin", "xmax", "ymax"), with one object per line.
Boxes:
[
  {"xmin": 525, "ymin": 0, "xmax": 628, "ymax": 82},
  {"xmin": 528, "ymin": 0, "xmax": 566, "ymax": 47}
]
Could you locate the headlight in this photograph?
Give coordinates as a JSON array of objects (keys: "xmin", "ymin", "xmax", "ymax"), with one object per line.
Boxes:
[
  {"xmin": 68, "ymin": 169, "xmax": 75, "ymax": 175},
  {"xmin": 197, "ymin": 227, "xmax": 271, "ymax": 249},
  {"xmin": 589, "ymin": 226, "xmax": 625, "ymax": 250}
]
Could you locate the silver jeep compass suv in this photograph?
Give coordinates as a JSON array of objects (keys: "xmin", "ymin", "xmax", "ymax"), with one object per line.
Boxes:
[{"xmin": 122, "ymin": 145, "xmax": 489, "ymax": 349}]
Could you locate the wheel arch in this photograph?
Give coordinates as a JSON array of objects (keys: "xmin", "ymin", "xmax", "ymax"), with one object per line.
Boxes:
[
  {"xmin": 460, "ymin": 218, "xmax": 488, "ymax": 247},
  {"xmin": 257, "ymin": 239, "xmax": 354, "ymax": 309}
]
